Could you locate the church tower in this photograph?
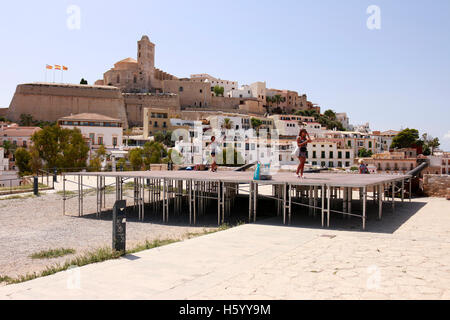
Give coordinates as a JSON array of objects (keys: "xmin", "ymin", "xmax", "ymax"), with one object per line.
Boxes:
[{"xmin": 137, "ymin": 35, "xmax": 155, "ymax": 91}]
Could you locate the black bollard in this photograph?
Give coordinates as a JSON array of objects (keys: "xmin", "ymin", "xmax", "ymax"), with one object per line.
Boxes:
[
  {"xmin": 112, "ymin": 200, "xmax": 127, "ymax": 252},
  {"xmin": 53, "ymin": 168, "xmax": 58, "ymax": 183},
  {"xmin": 33, "ymin": 176, "xmax": 39, "ymax": 196}
]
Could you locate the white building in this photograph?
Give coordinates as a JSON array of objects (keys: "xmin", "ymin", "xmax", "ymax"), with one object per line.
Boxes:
[
  {"xmin": 206, "ymin": 114, "xmax": 251, "ymax": 132},
  {"xmin": 269, "ymin": 114, "xmax": 317, "ymax": 137},
  {"xmin": 0, "ymin": 147, "xmax": 9, "ymax": 171},
  {"xmin": 307, "ymin": 139, "xmax": 355, "ymax": 168},
  {"xmin": 190, "ymin": 74, "xmax": 238, "ymax": 96},
  {"xmin": 58, "ymin": 113, "xmax": 124, "ymax": 150},
  {"xmin": 228, "ymin": 85, "xmax": 253, "ymax": 99},
  {"xmin": 336, "ymin": 112, "xmax": 351, "ymax": 130}
]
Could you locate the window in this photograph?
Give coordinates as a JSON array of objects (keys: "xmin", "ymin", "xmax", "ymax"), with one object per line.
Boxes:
[
  {"xmin": 113, "ymin": 137, "xmax": 118, "ymax": 146},
  {"xmin": 338, "ymin": 151, "xmax": 342, "ymax": 159},
  {"xmin": 179, "ymin": 87, "xmax": 183, "ymax": 92},
  {"xmin": 321, "ymin": 151, "xmax": 325, "ymax": 158},
  {"xmin": 89, "ymin": 133, "xmax": 95, "ymax": 144},
  {"xmin": 98, "ymin": 137, "xmax": 103, "ymax": 145},
  {"xmin": 312, "ymin": 151, "xmax": 317, "ymax": 158},
  {"xmin": 23, "ymin": 141, "xmax": 27, "ymax": 147},
  {"xmin": 369, "ymin": 141, "xmax": 372, "ymax": 148},
  {"xmin": 345, "ymin": 162, "xmax": 350, "ymax": 167},
  {"xmin": 348, "ymin": 140, "xmax": 351, "ymax": 147},
  {"xmin": 321, "ymin": 161, "xmax": 326, "ymax": 167},
  {"xmin": 329, "ymin": 151, "xmax": 334, "ymax": 159},
  {"xmin": 329, "ymin": 162, "xmax": 334, "ymax": 167},
  {"xmin": 338, "ymin": 161, "xmax": 342, "ymax": 167},
  {"xmin": 345, "ymin": 152, "xmax": 350, "ymax": 159}
]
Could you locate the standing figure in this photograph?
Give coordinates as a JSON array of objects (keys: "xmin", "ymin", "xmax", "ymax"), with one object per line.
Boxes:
[
  {"xmin": 295, "ymin": 129, "xmax": 312, "ymax": 179},
  {"xmin": 209, "ymin": 136, "xmax": 219, "ymax": 172}
]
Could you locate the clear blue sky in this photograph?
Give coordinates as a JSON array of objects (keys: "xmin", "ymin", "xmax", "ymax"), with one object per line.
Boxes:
[{"xmin": 0, "ymin": 0, "xmax": 449, "ymax": 150}]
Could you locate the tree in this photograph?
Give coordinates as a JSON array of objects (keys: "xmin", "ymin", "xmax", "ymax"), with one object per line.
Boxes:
[
  {"xmin": 123, "ymin": 128, "xmax": 133, "ymax": 147},
  {"xmin": 142, "ymin": 141, "xmax": 167, "ymax": 166},
  {"xmin": 29, "ymin": 146, "xmax": 42, "ymax": 174},
  {"xmin": 96, "ymin": 145, "xmax": 107, "ymax": 160},
  {"xmin": 19, "ymin": 114, "xmax": 35, "ymax": 126},
  {"xmin": 213, "ymin": 85, "xmax": 225, "ymax": 97},
  {"xmin": 88, "ymin": 157, "xmax": 102, "ymax": 172},
  {"xmin": 129, "ymin": 148, "xmax": 144, "ymax": 170},
  {"xmin": 323, "ymin": 109, "xmax": 337, "ymax": 121},
  {"xmin": 273, "ymin": 95, "xmax": 286, "ymax": 113},
  {"xmin": 251, "ymin": 118, "xmax": 262, "ymax": 136},
  {"xmin": 31, "ymin": 125, "xmax": 89, "ymax": 170},
  {"xmin": 358, "ymin": 148, "xmax": 373, "ymax": 158},
  {"xmin": 391, "ymin": 128, "xmax": 422, "ymax": 149},
  {"xmin": 15, "ymin": 148, "xmax": 32, "ymax": 176},
  {"xmin": 154, "ymin": 131, "xmax": 174, "ymax": 147},
  {"xmin": 116, "ymin": 157, "xmax": 128, "ymax": 171},
  {"xmin": 221, "ymin": 118, "xmax": 233, "ymax": 130},
  {"xmin": 422, "ymin": 133, "xmax": 440, "ymax": 155},
  {"xmin": 80, "ymin": 78, "xmax": 88, "ymax": 85},
  {"xmin": 1, "ymin": 140, "xmax": 13, "ymax": 156}
]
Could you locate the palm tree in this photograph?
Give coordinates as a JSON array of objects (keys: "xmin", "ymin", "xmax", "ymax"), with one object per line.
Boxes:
[
  {"xmin": 221, "ymin": 118, "xmax": 233, "ymax": 130},
  {"xmin": 273, "ymin": 95, "xmax": 286, "ymax": 113},
  {"xmin": 123, "ymin": 128, "xmax": 133, "ymax": 147}
]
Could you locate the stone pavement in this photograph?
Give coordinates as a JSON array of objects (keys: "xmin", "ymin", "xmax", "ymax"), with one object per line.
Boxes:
[{"xmin": 0, "ymin": 197, "xmax": 449, "ymax": 300}]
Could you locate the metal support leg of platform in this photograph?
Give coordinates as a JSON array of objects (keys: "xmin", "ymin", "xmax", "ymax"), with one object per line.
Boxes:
[
  {"xmin": 409, "ymin": 178, "xmax": 412, "ymax": 202},
  {"xmin": 392, "ymin": 182, "xmax": 395, "ymax": 213},
  {"xmin": 62, "ymin": 174, "xmax": 66, "ymax": 216},
  {"xmin": 378, "ymin": 183, "xmax": 383, "ymax": 220},
  {"xmin": 327, "ymin": 185, "xmax": 331, "ymax": 227},
  {"xmin": 401, "ymin": 179, "xmax": 405, "ymax": 203},
  {"xmin": 362, "ymin": 186, "xmax": 367, "ymax": 230}
]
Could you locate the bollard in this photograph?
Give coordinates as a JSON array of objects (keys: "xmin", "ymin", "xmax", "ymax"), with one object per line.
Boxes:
[
  {"xmin": 53, "ymin": 168, "xmax": 58, "ymax": 183},
  {"xmin": 33, "ymin": 176, "xmax": 39, "ymax": 196},
  {"xmin": 112, "ymin": 200, "xmax": 127, "ymax": 252}
]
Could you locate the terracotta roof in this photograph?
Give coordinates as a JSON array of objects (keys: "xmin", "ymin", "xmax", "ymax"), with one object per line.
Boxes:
[
  {"xmin": 59, "ymin": 113, "xmax": 122, "ymax": 122},
  {"xmin": 0, "ymin": 126, "xmax": 41, "ymax": 137}
]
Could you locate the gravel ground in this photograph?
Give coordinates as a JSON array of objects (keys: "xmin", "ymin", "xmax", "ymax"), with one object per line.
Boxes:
[{"xmin": 0, "ymin": 191, "xmax": 218, "ymax": 280}]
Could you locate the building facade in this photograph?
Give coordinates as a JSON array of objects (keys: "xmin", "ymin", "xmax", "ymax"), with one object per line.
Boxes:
[{"xmin": 58, "ymin": 113, "xmax": 123, "ymax": 150}]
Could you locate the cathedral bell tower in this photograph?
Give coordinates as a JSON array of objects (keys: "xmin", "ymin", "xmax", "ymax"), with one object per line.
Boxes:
[{"xmin": 137, "ymin": 35, "xmax": 155, "ymax": 92}]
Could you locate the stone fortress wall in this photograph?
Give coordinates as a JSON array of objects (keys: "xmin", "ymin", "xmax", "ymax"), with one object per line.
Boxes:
[{"xmin": 7, "ymin": 83, "xmax": 128, "ymax": 126}]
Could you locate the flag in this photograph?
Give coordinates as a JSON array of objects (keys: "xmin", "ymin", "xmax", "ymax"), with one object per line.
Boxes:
[
  {"xmin": 63, "ymin": 66, "xmax": 68, "ymax": 71},
  {"xmin": 46, "ymin": 65, "xmax": 53, "ymax": 70},
  {"xmin": 54, "ymin": 65, "xmax": 61, "ymax": 70}
]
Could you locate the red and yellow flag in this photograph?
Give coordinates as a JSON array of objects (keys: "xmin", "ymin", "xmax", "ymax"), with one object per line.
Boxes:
[
  {"xmin": 46, "ymin": 64, "xmax": 53, "ymax": 70},
  {"xmin": 54, "ymin": 65, "xmax": 61, "ymax": 70},
  {"xmin": 63, "ymin": 66, "xmax": 68, "ymax": 71}
]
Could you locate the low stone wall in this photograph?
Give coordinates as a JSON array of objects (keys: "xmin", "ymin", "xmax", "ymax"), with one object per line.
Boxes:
[{"xmin": 423, "ymin": 174, "xmax": 450, "ymax": 198}]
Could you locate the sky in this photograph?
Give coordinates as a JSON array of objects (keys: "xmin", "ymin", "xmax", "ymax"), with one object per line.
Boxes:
[{"xmin": 0, "ymin": 0, "xmax": 449, "ymax": 150}]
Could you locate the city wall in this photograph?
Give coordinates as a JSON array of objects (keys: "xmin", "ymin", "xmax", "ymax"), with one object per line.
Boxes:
[
  {"xmin": 7, "ymin": 83, "xmax": 128, "ymax": 126},
  {"xmin": 423, "ymin": 174, "xmax": 450, "ymax": 198}
]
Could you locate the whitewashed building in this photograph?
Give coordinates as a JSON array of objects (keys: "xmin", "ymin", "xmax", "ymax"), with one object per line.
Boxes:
[{"xmin": 58, "ymin": 113, "xmax": 124, "ymax": 150}]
